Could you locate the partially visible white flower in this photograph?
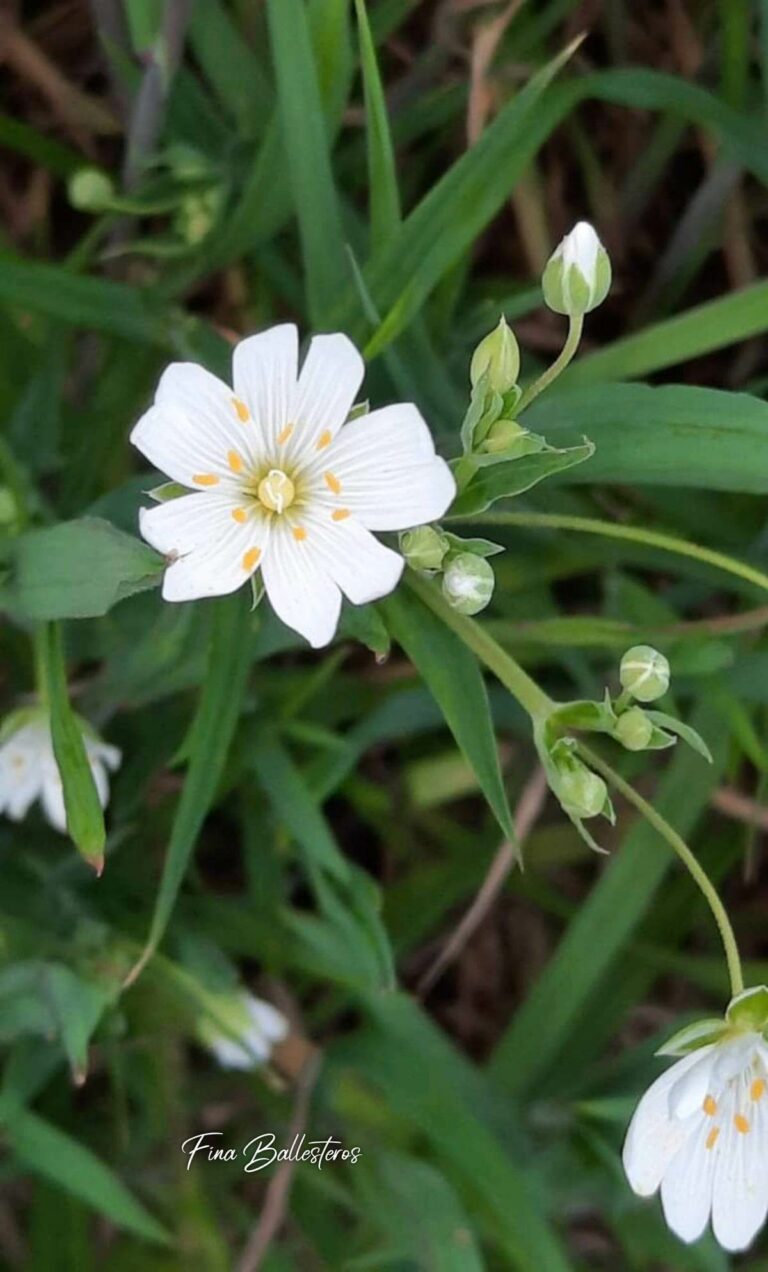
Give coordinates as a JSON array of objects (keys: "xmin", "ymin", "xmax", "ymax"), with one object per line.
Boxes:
[
  {"xmin": 0, "ymin": 711, "xmax": 120, "ymax": 834},
  {"xmin": 198, "ymin": 990, "xmax": 289, "ymax": 1071},
  {"xmin": 131, "ymin": 325, "xmax": 456, "ymax": 649},
  {"xmin": 542, "ymin": 221, "xmax": 611, "ymax": 317},
  {"xmin": 623, "ymin": 1028, "xmax": 768, "ymax": 1251}
]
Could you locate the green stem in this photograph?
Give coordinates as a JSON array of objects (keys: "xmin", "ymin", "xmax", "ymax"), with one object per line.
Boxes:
[
  {"xmin": 32, "ymin": 625, "xmax": 50, "ymax": 709},
  {"xmin": 578, "ymin": 740, "xmax": 744, "ymax": 998},
  {"xmin": 406, "ymin": 572, "xmax": 554, "ymax": 722},
  {"xmin": 451, "ymin": 510, "xmax": 768, "ymax": 596},
  {"xmin": 515, "ymin": 313, "xmax": 584, "ymax": 415}
]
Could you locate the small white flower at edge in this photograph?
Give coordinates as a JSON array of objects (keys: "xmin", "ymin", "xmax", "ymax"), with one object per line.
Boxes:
[
  {"xmin": 0, "ymin": 712, "xmax": 120, "ymax": 834},
  {"xmin": 623, "ymin": 990, "xmax": 768, "ymax": 1252},
  {"xmin": 131, "ymin": 325, "xmax": 456, "ymax": 649},
  {"xmin": 197, "ymin": 990, "xmax": 289, "ymax": 1071}
]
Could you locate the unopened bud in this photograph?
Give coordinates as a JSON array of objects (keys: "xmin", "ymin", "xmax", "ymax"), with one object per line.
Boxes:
[
  {"xmin": 196, "ymin": 990, "xmax": 289, "ymax": 1071},
  {"xmin": 400, "ymin": 526, "xmax": 449, "ymax": 572},
  {"xmin": 479, "ymin": 418, "xmax": 525, "ymax": 454},
  {"xmin": 614, "ymin": 707, "xmax": 653, "ymax": 751},
  {"xmin": 542, "ymin": 221, "xmax": 611, "ymax": 317},
  {"xmin": 558, "ymin": 762, "xmax": 608, "ymax": 820},
  {"xmin": 620, "ymin": 645, "xmax": 670, "ymax": 703},
  {"xmin": 470, "ymin": 317, "xmax": 520, "ymax": 395},
  {"xmin": 442, "ymin": 553, "xmax": 495, "ymax": 616},
  {"xmin": 68, "ymin": 168, "xmax": 115, "ymax": 212}
]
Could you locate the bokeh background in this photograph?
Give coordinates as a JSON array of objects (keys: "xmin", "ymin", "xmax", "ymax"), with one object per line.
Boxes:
[{"xmin": 2, "ymin": 1, "xmax": 768, "ymax": 1268}]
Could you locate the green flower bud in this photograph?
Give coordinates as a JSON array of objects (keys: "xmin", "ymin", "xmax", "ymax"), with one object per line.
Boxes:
[
  {"xmin": 620, "ymin": 645, "xmax": 670, "ymax": 703},
  {"xmin": 542, "ymin": 221, "xmax": 611, "ymax": 317},
  {"xmin": 614, "ymin": 706, "xmax": 653, "ymax": 751},
  {"xmin": 558, "ymin": 762, "xmax": 608, "ymax": 820},
  {"xmin": 442, "ymin": 553, "xmax": 495, "ymax": 616},
  {"xmin": 68, "ymin": 168, "xmax": 116, "ymax": 212},
  {"xmin": 400, "ymin": 526, "xmax": 449, "ymax": 572},
  {"xmin": 470, "ymin": 317, "xmax": 520, "ymax": 395},
  {"xmin": 479, "ymin": 418, "xmax": 525, "ymax": 454}
]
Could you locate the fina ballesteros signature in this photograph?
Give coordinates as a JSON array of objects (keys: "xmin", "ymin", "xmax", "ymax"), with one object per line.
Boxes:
[{"xmin": 181, "ymin": 1131, "xmax": 362, "ymax": 1172}]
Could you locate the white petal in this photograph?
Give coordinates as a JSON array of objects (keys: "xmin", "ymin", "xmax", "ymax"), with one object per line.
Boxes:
[
  {"xmin": 660, "ymin": 1116, "xmax": 717, "ymax": 1244},
  {"xmin": 40, "ymin": 772, "xmax": 67, "ymax": 833},
  {"xmin": 318, "ymin": 404, "xmax": 456, "ymax": 530},
  {"xmin": 668, "ymin": 1048, "xmax": 717, "ymax": 1119},
  {"xmin": 291, "ymin": 333, "xmax": 364, "ymax": 455},
  {"xmin": 712, "ymin": 1074, "xmax": 768, "ymax": 1252},
  {"xmin": 302, "ymin": 510, "xmax": 403, "ymax": 605},
  {"xmin": 0, "ymin": 726, "xmax": 46, "ymax": 821},
  {"xmin": 623, "ymin": 1049, "xmax": 712, "ymax": 1197},
  {"xmin": 132, "ymin": 363, "xmax": 263, "ymax": 487},
  {"xmin": 87, "ymin": 739, "xmax": 122, "ymax": 773},
  {"xmin": 139, "ymin": 493, "xmax": 268, "ymax": 603},
  {"xmin": 232, "ymin": 324, "xmax": 299, "ymax": 451},
  {"xmin": 246, "ymin": 996, "xmax": 289, "ymax": 1047},
  {"xmin": 261, "ymin": 523, "xmax": 341, "ymax": 648}
]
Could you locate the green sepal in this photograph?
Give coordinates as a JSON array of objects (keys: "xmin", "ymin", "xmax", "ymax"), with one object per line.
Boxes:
[
  {"xmin": 471, "ymin": 428, "xmax": 548, "ymax": 468},
  {"xmin": 442, "ymin": 533, "xmax": 505, "ymax": 559},
  {"xmin": 657, "ymin": 1017, "xmax": 729, "ymax": 1057},
  {"xmin": 147, "ymin": 481, "xmax": 189, "ymax": 503},
  {"xmin": 249, "ymin": 575, "xmax": 265, "ymax": 613},
  {"xmin": 643, "ymin": 725, "xmax": 678, "ymax": 751},
  {"xmin": 646, "ymin": 711, "xmax": 713, "ymax": 763},
  {"xmin": 347, "ymin": 399, "xmax": 370, "ymax": 421},
  {"xmin": 727, "ymin": 985, "xmax": 768, "ymax": 1031}
]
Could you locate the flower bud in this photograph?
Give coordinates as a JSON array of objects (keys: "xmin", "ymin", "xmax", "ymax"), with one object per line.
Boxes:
[
  {"xmin": 400, "ymin": 526, "xmax": 449, "ymax": 572},
  {"xmin": 620, "ymin": 645, "xmax": 670, "ymax": 703},
  {"xmin": 442, "ymin": 553, "xmax": 495, "ymax": 616},
  {"xmin": 542, "ymin": 221, "xmax": 611, "ymax": 317},
  {"xmin": 196, "ymin": 989, "xmax": 288, "ymax": 1071},
  {"xmin": 68, "ymin": 168, "xmax": 116, "ymax": 212},
  {"xmin": 469, "ymin": 317, "xmax": 520, "ymax": 395},
  {"xmin": 479, "ymin": 418, "xmax": 525, "ymax": 455},
  {"xmin": 614, "ymin": 706, "xmax": 653, "ymax": 751},
  {"xmin": 558, "ymin": 762, "xmax": 608, "ymax": 820}
]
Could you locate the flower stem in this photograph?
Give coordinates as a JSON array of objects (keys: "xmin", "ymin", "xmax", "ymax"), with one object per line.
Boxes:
[
  {"xmin": 32, "ymin": 625, "xmax": 50, "ymax": 708},
  {"xmin": 578, "ymin": 740, "xmax": 744, "ymax": 998},
  {"xmin": 449, "ymin": 510, "xmax": 768, "ymax": 596},
  {"xmin": 515, "ymin": 313, "xmax": 584, "ymax": 415},
  {"xmin": 405, "ymin": 572, "xmax": 554, "ymax": 722}
]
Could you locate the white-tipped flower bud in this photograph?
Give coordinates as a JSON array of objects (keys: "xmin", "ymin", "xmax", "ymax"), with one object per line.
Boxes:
[
  {"xmin": 620, "ymin": 645, "xmax": 670, "ymax": 703},
  {"xmin": 479, "ymin": 418, "xmax": 525, "ymax": 454},
  {"xmin": 400, "ymin": 526, "xmax": 449, "ymax": 572},
  {"xmin": 542, "ymin": 221, "xmax": 611, "ymax": 317},
  {"xmin": 442, "ymin": 553, "xmax": 495, "ymax": 616},
  {"xmin": 68, "ymin": 168, "xmax": 116, "ymax": 212},
  {"xmin": 470, "ymin": 317, "xmax": 520, "ymax": 394},
  {"xmin": 615, "ymin": 706, "xmax": 653, "ymax": 752},
  {"xmin": 558, "ymin": 762, "xmax": 608, "ymax": 820},
  {"xmin": 196, "ymin": 990, "xmax": 288, "ymax": 1071}
]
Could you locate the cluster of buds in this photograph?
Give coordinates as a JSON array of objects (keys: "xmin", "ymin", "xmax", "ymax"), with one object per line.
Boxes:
[{"xmin": 400, "ymin": 526, "xmax": 500, "ymax": 616}]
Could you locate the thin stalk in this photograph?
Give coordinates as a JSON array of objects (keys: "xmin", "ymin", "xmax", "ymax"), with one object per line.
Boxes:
[
  {"xmin": 406, "ymin": 572, "xmax": 554, "ymax": 722},
  {"xmin": 515, "ymin": 313, "xmax": 583, "ymax": 414},
  {"xmin": 32, "ymin": 626, "xmax": 49, "ymax": 709},
  {"xmin": 451, "ymin": 510, "xmax": 768, "ymax": 596},
  {"xmin": 579, "ymin": 740, "xmax": 744, "ymax": 998}
]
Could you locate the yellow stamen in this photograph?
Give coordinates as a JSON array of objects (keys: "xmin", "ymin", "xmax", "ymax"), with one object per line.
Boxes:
[
  {"xmin": 316, "ymin": 430, "xmax": 332, "ymax": 450},
  {"xmin": 242, "ymin": 548, "xmax": 261, "ymax": 572},
  {"xmin": 231, "ymin": 507, "xmax": 248, "ymax": 524},
  {"xmin": 257, "ymin": 469, "xmax": 295, "ymax": 514},
  {"xmin": 277, "ymin": 424, "xmax": 294, "ymax": 445},
  {"xmin": 703, "ymin": 1095, "xmax": 717, "ymax": 1117},
  {"xmin": 706, "ymin": 1127, "xmax": 720, "ymax": 1150},
  {"xmin": 193, "ymin": 473, "xmax": 219, "ymax": 486},
  {"xmin": 331, "ymin": 508, "xmax": 351, "ymax": 522},
  {"xmin": 228, "ymin": 449, "xmax": 244, "ymax": 474},
  {"xmin": 324, "ymin": 471, "xmax": 341, "ymax": 495},
  {"xmin": 293, "ymin": 527, "xmax": 307, "ymax": 541},
  {"xmin": 751, "ymin": 1079, "xmax": 766, "ymax": 1102},
  {"xmin": 233, "ymin": 397, "xmax": 250, "ymax": 422},
  {"xmin": 735, "ymin": 1114, "xmax": 750, "ymax": 1134}
]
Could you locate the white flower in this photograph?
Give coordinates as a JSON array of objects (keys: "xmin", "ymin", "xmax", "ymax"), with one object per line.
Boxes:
[
  {"xmin": 131, "ymin": 325, "xmax": 456, "ymax": 648},
  {"xmin": 198, "ymin": 990, "xmax": 289, "ymax": 1070},
  {"xmin": 0, "ymin": 712, "xmax": 121, "ymax": 834},
  {"xmin": 623, "ymin": 1030, "xmax": 768, "ymax": 1251}
]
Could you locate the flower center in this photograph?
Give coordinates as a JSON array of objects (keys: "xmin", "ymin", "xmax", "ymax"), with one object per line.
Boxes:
[{"xmin": 257, "ymin": 469, "xmax": 295, "ymax": 514}]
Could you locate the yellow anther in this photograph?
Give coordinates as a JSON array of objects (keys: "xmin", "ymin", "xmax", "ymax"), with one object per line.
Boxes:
[
  {"xmin": 242, "ymin": 547, "xmax": 261, "ymax": 572},
  {"xmin": 257, "ymin": 469, "xmax": 295, "ymax": 514},
  {"xmin": 193, "ymin": 473, "xmax": 219, "ymax": 486},
  {"xmin": 703, "ymin": 1096, "xmax": 717, "ymax": 1117},
  {"xmin": 231, "ymin": 507, "xmax": 248, "ymax": 524},
  {"xmin": 293, "ymin": 526, "xmax": 307, "ymax": 541},
  {"xmin": 228, "ymin": 450, "xmax": 244, "ymax": 474},
  {"xmin": 324, "ymin": 471, "xmax": 341, "ymax": 495},
  {"xmin": 706, "ymin": 1126, "xmax": 720, "ymax": 1151},
  {"xmin": 332, "ymin": 507, "xmax": 351, "ymax": 521},
  {"xmin": 751, "ymin": 1079, "xmax": 766, "ymax": 1102},
  {"xmin": 277, "ymin": 424, "xmax": 294, "ymax": 445},
  {"xmin": 233, "ymin": 397, "xmax": 250, "ymax": 422},
  {"xmin": 735, "ymin": 1113, "xmax": 750, "ymax": 1134},
  {"xmin": 316, "ymin": 430, "xmax": 332, "ymax": 450}
]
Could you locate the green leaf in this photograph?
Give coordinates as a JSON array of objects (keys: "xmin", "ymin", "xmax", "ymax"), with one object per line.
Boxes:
[
  {"xmin": 382, "ymin": 587, "xmax": 515, "ymax": 845},
  {"xmin": 645, "ymin": 711, "xmax": 714, "ymax": 763},
  {"xmin": 39, "ymin": 624, "xmax": 105, "ymax": 871},
  {"xmin": 525, "ymin": 384, "xmax": 768, "ymax": 493},
  {"xmin": 0, "ymin": 257, "xmax": 168, "ymax": 342},
  {"xmin": 450, "ymin": 441, "xmax": 595, "ymax": 516},
  {"xmin": 1, "ymin": 1108, "xmax": 169, "ymax": 1245},
  {"xmin": 38, "ymin": 964, "xmax": 115, "ymax": 1084},
  {"xmin": 354, "ymin": 0, "xmax": 402, "ymax": 251},
  {"xmin": 0, "ymin": 519, "xmax": 163, "ymax": 621}
]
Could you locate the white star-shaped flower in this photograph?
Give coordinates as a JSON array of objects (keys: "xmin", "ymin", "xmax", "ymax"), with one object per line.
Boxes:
[
  {"xmin": 131, "ymin": 325, "xmax": 456, "ymax": 648},
  {"xmin": 0, "ymin": 713, "xmax": 120, "ymax": 834},
  {"xmin": 623, "ymin": 1028, "xmax": 768, "ymax": 1251},
  {"xmin": 197, "ymin": 990, "xmax": 289, "ymax": 1070}
]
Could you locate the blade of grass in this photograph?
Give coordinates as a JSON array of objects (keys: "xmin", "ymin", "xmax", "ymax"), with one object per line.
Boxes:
[{"xmin": 354, "ymin": 0, "xmax": 402, "ymax": 251}]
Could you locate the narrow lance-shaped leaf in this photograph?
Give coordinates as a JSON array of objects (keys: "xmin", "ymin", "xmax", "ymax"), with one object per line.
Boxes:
[{"xmin": 354, "ymin": 0, "xmax": 402, "ymax": 251}]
